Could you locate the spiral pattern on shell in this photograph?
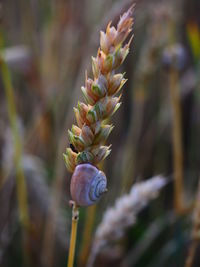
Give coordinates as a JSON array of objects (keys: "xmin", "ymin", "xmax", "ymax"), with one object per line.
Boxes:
[{"xmin": 70, "ymin": 163, "xmax": 107, "ymax": 206}]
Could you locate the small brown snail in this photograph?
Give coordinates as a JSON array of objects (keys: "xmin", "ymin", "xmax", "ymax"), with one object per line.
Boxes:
[{"xmin": 70, "ymin": 163, "xmax": 107, "ymax": 206}]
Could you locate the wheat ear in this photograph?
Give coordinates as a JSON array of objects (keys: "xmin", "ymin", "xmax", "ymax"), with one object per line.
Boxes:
[
  {"xmin": 64, "ymin": 5, "xmax": 134, "ymax": 267},
  {"xmin": 63, "ymin": 5, "xmax": 134, "ymax": 171},
  {"xmin": 87, "ymin": 176, "xmax": 167, "ymax": 267}
]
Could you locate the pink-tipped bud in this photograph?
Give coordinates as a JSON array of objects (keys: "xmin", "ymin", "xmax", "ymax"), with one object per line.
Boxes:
[
  {"xmin": 92, "ymin": 75, "xmax": 108, "ymax": 98},
  {"xmin": 76, "ymin": 151, "xmax": 94, "ymax": 165},
  {"xmin": 117, "ymin": 5, "xmax": 134, "ymax": 34},
  {"xmin": 82, "ymin": 77, "xmax": 99, "ymax": 105},
  {"xmin": 74, "ymin": 107, "xmax": 84, "ymax": 128},
  {"xmin": 63, "ymin": 148, "xmax": 77, "ymax": 173},
  {"xmin": 104, "ymin": 96, "xmax": 121, "ymax": 117},
  {"xmin": 86, "ymin": 96, "xmax": 121, "ymax": 124},
  {"xmin": 71, "ymin": 125, "xmax": 82, "ymax": 136},
  {"xmin": 78, "ymin": 102, "xmax": 90, "ymax": 119},
  {"xmin": 103, "ymin": 54, "xmax": 114, "ymax": 73},
  {"xmin": 100, "ymin": 31, "xmax": 110, "ymax": 55},
  {"xmin": 97, "ymin": 50, "xmax": 114, "ymax": 74},
  {"xmin": 86, "ymin": 101, "xmax": 104, "ymax": 124},
  {"xmin": 108, "ymin": 73, "xmax": 126, "ymax": 95},
  {"xmin": 81, "ymin": 125, "xmax": 94, "ymax": 146},
  {"xmin": 81, "ymin": 86, "xmax": 96, "ymax": 105},
  {"xmin": 92, "ymin": 145, "xmax": 111, "ymax": 165},
  {"xmin": 93, "ymin": 124, "xmax": 114, "ymax": 145},
  {"xmin": 68, "ymin": 130, "xmax": 85, "ymax": 151},
  {"xmin": 112, "ymin": 45, "xmax": 129, "ymax": 69},
  {"xmin": 106, "ymin": 23, "xmax": 117, "ymax": 44},
  {"xmin": 97, "ymin": 50, "xmax": 105, "ymax": 72},
  {"xmin": 91, "ymin": 56, "xmax": 99, "ymax": 78}
]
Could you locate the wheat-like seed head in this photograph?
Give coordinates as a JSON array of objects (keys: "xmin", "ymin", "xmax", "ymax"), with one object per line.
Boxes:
[
  {"xmin": 63, "ymin": 5, "xmax": 134, "ymax": 172},
  {"xmin": 87, "ymin": 175, "xmax": 167, "ymax": 267}
]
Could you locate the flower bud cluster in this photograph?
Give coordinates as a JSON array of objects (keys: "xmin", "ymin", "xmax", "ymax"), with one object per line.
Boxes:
[{"xmin": 64, "ymin": 6, "xmax": 134, "ymax": 172}]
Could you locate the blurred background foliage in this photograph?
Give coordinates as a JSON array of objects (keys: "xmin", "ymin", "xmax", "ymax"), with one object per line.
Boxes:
[{"xmin": 0, "ymin": 0, "xmax": 200, "ymax": 266}]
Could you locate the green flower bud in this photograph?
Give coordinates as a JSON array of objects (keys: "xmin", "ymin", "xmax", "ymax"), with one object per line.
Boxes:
[
  {"xmin": 108, "ymin": 73, "xmax": 126, "ymax": 95},
  {"xmin": 92, "ymin": 145, "xmax": 111, "ymax": 164},
  {"xmin": 63, "ymin": 148, "xmax": 77, "ymax": 173},
  {"xmin": 76, "ymin": 151, "xmax": 94, "ymax": 164},
  {"xmin": 81, "ymin": 125, "xmax": 94, "ymax": 146},
  {"xmin": 93, "ymin": 124, "xmax": 114, "ymax": 144},
  {"xmin": 68, "ymin": 130, "xmax": 85, "ymax": 151},
  {"xmin": 100, "ymin": 31, "xmax": 110, "ymax": 54}
]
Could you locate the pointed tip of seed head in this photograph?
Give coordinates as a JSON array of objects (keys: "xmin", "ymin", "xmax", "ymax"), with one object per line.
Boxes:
[
  {"xmin": 125, "ymin": 3, "xmax": 136, "ymax": 17},
  {"xmin": 129, "ymin": 3, "xmax": 136, "ymax": 13}
]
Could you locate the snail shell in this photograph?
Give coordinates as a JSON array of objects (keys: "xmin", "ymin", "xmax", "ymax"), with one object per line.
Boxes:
[{"xmin": 70, "ymin": 163, "xmax": 107, "ymax": 206}]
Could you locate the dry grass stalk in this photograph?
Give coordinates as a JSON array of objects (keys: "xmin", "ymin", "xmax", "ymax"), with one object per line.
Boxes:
[
  {"xmin": 184, "ymin": 181, "xmax": 200, "ymax": 267},
  {"xmin": 0, "ymin": 42, "xmax": 29, "ymax": 230},
  {"xmin": 0, "ymin": 33, "xmax": 30, "ymax": 265},
  {"xmin": 67, "ymin": 202, "xmax": 79, "ymax": 267},
  {"xmin": 78, "ymin": 205, "xmax": 96, "ymax": 266},
  {"xmin": 169, "ymin": 60, "xmax": 194, "ymax": 215},
  {"xmin": 87, "ymin": 175, "xmax": 167, "ymax": 267}
]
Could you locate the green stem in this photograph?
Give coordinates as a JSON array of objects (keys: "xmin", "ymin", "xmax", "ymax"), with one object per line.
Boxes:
[{"xmin": 67, "ymin": 202, "xmax": 79, "ymax": 267}]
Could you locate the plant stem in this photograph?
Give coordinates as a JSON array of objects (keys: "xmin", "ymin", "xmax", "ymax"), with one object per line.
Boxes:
[
  {"xmin": 184, "ymin": 181, "xmax": 200, "ymax": 267},
  {"xmin": 67, "ymin": 202, "xmax": 79, "ymax": 267},
  {"xmin": 184, "ymin": 240, "xmax": 197, "ymax": 267},
  {"xmin": 78, "ymin": 205, "xmax": 96, "ymax": 266},
  {"xmin": 0, "ymin": 32, "xmax": 30, "ymax": 266},
  {"xmin": 0, "ymin": 40, "xmax": 29, "ymax": 229},
  {"xmin": 169, "ymin": 68, "xmax": 193, "ymax": 215}
]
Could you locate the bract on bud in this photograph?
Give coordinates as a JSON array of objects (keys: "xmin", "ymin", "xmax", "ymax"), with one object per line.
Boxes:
[
  {"xmin": 71, "ymin": 125, "xmax": 81, "ymax": 136},
  {"xmin": 106, "ymin": 23, "xmax": 117, "ymax": 44},
  {"xmin": 91, "ymin": 56, "xmax": 99, "ymax": 78},
  {"xmin": 81, "ymin": 86, "xmax": 96, "ymax": 105},
  {"xmin": 68, "ymin": 130, "xmax": 85, "ymax": 151},
  {"xmin": 86, "ymin": 101, "xmax": 104, "ymax": 124},
  {"xmin": 104, "ymin": 96, "xmax": 121, "ymax": 117},
  {"xmin": 74, "ymin": 107, "xmax": 84, "ymax": 128},
  {"xmin": 91, "ymin": 121, "xmax": 101, "ymax": 135},
  {"xmin": 93, "ymin": 124, "xmax": 114, "ymax": 145},
  {"xmin": 103, "ymin": 54, "xmax": 114, "ymax": 73},
  {"xmin": 81, "ymin": 125, "xmax": 94, "ymax": 146},
  {"xmin": 77, "ymin": 102, "xmax": 89, "ymax": 118},
  {"xmin": 63, "ymin": 148, "xmax": 77, "ymax": 172},
  {"xmin": 76, "ymin": 151, "xmax": 94, "ymax": 165},
  {"xmin": 92, "ymin": 75, "xmax": 108, "ymax": 98},
  {"xmin": 117, "ymin": 5, "xmax": 134, "ymax": 34},
  {"xmin": 92, "ymin": 145, "xmax": 111, "ymax": 164},
  {"xmin": 100, "ymin": 31, "xmax": 110, "ymax": 54},
  {"xmin": 113, "ymin": 46, "xmax": 123, "ymax": 69},
  {"xmin": 108, "ymin": 73, "xmax": 126, "ymax": 95}
]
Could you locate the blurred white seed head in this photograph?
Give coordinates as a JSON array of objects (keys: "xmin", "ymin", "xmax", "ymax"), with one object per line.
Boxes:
[{"xmin": 87, "ymin": 175, "xmax": 167, "ymax": 267}]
